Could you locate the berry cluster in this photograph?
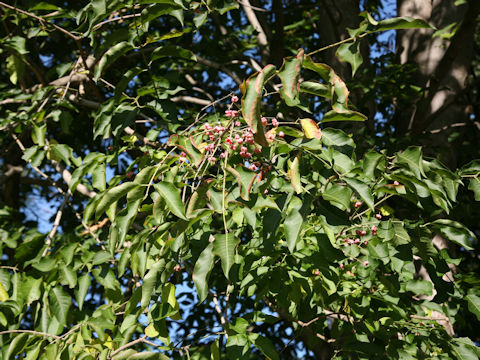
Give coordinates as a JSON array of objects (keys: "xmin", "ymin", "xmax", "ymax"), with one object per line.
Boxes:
[{"xmin": 180, "ymin": 95, "xmax": 283, "ymax": 172}]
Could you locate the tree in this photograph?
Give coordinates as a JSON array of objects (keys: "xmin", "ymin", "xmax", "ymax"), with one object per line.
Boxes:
[{"xmin": 0, "ymin": 0, "xmax": 480, "ymax": 359}]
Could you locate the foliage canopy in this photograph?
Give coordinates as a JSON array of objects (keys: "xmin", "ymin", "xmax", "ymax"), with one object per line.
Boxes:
[{"xmin": 1, "ymin": 0, "xmax": 480, "ymax": 359}]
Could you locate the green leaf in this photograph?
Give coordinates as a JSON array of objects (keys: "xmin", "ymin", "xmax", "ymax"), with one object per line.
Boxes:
[
  {"xmin": 213, "ymin": 233, "xmax": 239, "ymax": 279},
  {"xmin": 227, "ymin": 166, "xmax": 257, "ymax": 201},
  {"xmin": 392, "ymin": 222, "xmax": 411, "ymax": 245},
  {"xmin": 459, "ymin": 160, "xmax": 480, "ymax": 175},
  {"xmin": 91, "ymin": 162, "xmax": 106, "ymax": 191},
  {"xmin": 363, "ymin": 151, "xmax": 383, "ymax": 179},
  {"xmin": 6, "ymin": 54, "xmax": 25, "ymax": 85},
  {"xmin": 49, "ymin": 144, "xmax": 73, "ymax": 166},
  {"xmin": 151, "ymin": 45, "xmax": 196, "ymax": 62},
  {"xmin": 277, "ymin": 49, "xmax": 304, "ymax": 106},
  {"xmin": 321, "ymin": 128, "xmax": 355, "ymax": 153},
  {"xmin": 139, "ymin": 2, "xmax": 183, "ymax": 25},
  {"xmin": 466, "ymin": 294, "xmax": 480, "ymax": 321},
  {"xmin": 344, "ymin": 178, "xmax": 374, "ymax": 210},
  {"xmin": 5, "ymin": 333, "xmax": 29, "ymax": 360},
  {"xmin": 75, "ymin": 274, "xmax": 91, "ymax": 311},
  {"xmin": 154, "ymin": 181, "xmax": 187, "ymax": 220},
  {"xmin": 32, "ymin": 123, "xmax": 46, "ymax": 146},
  {"xmin": 299, "ymin": 81, "xmax": 330, "ymax": 98},
  {"xmin": 323, "ymin": 184, "xmax": 352, "ymax": 210},
  {"xmin": 303, "ymin": 57, "xmax": 332, "ymax": 81},
  {"xmin": 192, "ymin": 243, "xmax": 214, "ymax": 303},
  {"xmin": 452, "ymin": 337, "xmax": 480, "ymax": 360},
  {"xmin": 114, "ymin": 67, "xmax": 145, "ymax": 102},
  {"xmin": 322, "ymin": 109, "xmax": 367, "ymax": 122},
  {"xmin": 284, "ymin": 197, "xmax": 303, "ymax": 253},
  {"xmin": 60, "ymin": 264, "xmax": 77, "ymax": 288},
  {"xmin": 336, "ymin": 42, "xmax": 363, "ymax": 76},
  {"xmin": 241, "ymin": 64, "xmax": 276, "ymax": 146},
  {"xmin": 405, "ymin": 280, "xmax": 433, "ymax": 296},
  {"xmin": 141, "ymin": 261, "xmax": 165, "ymax": 308},
  {"xmin": 95, "ymin": 182, "xmax": 140, "ymax": 220},
  {"xmin": 468, "ymin": 178, "xmax": 480, "ymax": 201},
  {"xmin": 431, "ymin": 219, "xmax": 475, "ymax": 250},
  {"xmin": 4, "ymin": 36, "xmax": 29, "ymax": 54},
  {"xmin": 49, "ymin": 286, "xmax": 71, "ymax": 326},
  {"xmin": 367, "ymin": 16, "xmax": 434, "ymax": 32},
  {"xmin": 250, "ymin": 334, "xmax": 280, "ymax": 360},
  {"xmin": 94, "ymin": 42, "xmax": 134, "ymax": 81},
  {"xmin": 397, "ymin": 146, "xmax": 425, "ymax": 179}
]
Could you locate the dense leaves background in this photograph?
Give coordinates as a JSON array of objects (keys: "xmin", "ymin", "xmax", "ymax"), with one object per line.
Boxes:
[{"xmin": 0, "ymin": 0, "xmax": 480, "ymax": 359}]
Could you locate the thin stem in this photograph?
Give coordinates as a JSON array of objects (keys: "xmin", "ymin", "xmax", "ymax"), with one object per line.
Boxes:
[
  {"xmin": 0, "ymin": 329, "xmax": 61, "ymax": 339},
  {"xmin": 109, "ymin": 335, "xmax": 147, "ymax": 357},
  {"xmin": 306, "ymin": 33, "xmax": 368, "ymax": 57}
]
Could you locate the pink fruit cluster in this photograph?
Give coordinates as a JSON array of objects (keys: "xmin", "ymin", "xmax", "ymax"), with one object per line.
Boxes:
[{"xmin": 179, "ymin": 95, "xmax": 283, "ymax": 173}]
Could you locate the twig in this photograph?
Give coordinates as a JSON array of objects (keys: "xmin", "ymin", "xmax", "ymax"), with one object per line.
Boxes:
[
  {"xmin": 236, "ymin": 0, "xmax": 268, "ymax": 12},
  {"xmin": 93, "ymin": 13, "xmax": 142, "ymax": 31},
  {"xmin": 307, "ymin": 33, "xmax": 368, "ymax": 57},
  {"xmin": 42, "ymin": 192, "xmax": 70, "ymax": 256},
  {"xmin": 240, "ymin": 0, "xmax": 268, "ymax": 47},
  {"xmin": 0, "ymin": 1, "xmax": 79, "ymax": 41},
  {"xmin": 0, "ymin": 1, "xmax": 88, "ymax": 63},
  {"xmin": 196, "ymin": 55, "xmax": 242, "ymax": 85},
  {"xmin": 61, "ymin": 58, "xmax": 80, "ymax": 100},
  {"xmin": 211, "ymin": 293, "xmax": 229, "ymax": 339},
  {"xmin": 109, "ymin": 335, "xmax": 147, "ymax": 357},
  {"xmin": 171, "ymin": 96, "xmax": 212, "ymax": 106},
  {"xmin": 0, "ymin": 329, "xmax": 61, "ymax": 339}
]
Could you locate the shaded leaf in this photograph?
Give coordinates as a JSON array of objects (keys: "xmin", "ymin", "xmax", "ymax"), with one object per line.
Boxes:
[
  {"xmin": 299, "ymin": 81, "xmax": 330, "ymax": 98},
  {"xmin": 192, "ymin": 243, "xmax": 214, "ymax": 303},
  {"xmin": 431, "ymin": 219, "xmax": 475, "ymax": 250},
  {"xmin": 95, "ymin": 182, "xmax": 140, "ymax": 220},
  {"xmin": 94, "ymin": 41, "xmax": 134, "ymax": 81},
  {"xmin": 213, "ymin": 234, "xmax": 239, "ymax": 279},
  {"xmin": 49, "ymin": 286, "xmax": 71, "ymax": 325},
  {"xmin": 322, "ymin": 109, "xmax": 367, "ymax": 122},
  {"xmin": 466, "ymin": 294, "xmax": 480, "ymax": 321},
  {"xmin": 336, "ymin": 42, "xmax": 363, "ymax": 76},
  {"xmin": 323, "ymin": 184, "xmax": 352, "ymax": 210},
  {"xmin": 344, "ymin": 178, "xmax": 374, "ymax": 210},
  {"xmin": 277, "ymin": 49, "xmax": 304, "ymax": 106},
  {"xmin": 154, "ymin": 181, "xmax": 187, "ymax": 220},
  {"xmin": 227, "ymin": 166, "xmax": 257, "ymax": 201},
  {"xmin": 75, "ymin": 274, "xmax": 91, "ymax": 311},
  {"xmin": 405, "ymin": 280, "xmax": 433, "ymax": 296}
]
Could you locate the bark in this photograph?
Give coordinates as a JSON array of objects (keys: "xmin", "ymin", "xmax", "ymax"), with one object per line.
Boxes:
[
  {"xmin": 395, "ymin": 0, "xmax": 480, "ymax": 167},
  {"xmin": 317, "ymin": 0, "xmax": 363, "ymax": 78}
]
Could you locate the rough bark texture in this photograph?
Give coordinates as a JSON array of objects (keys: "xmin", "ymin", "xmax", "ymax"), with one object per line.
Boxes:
[{"xmin": 395, "ymin": 0, "xmax": 480, "ymax": 167}]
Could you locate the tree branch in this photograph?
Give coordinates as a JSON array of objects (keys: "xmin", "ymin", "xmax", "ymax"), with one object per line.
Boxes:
[{"xmin": 240, "ymin": 0, "xmax": 269, "ymax": 52}]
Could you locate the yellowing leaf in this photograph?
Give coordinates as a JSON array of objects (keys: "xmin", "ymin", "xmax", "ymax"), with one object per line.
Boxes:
[
  {"xmin": 0, "ymin": 282, "xmax": 9, "ymax": 301},
  {"xmin": 288, "ymin": 153, "xmax": 303, "ymax": 194},
  {"xmin": 300, "ymin": 118, "xmax": 322, "ymax": 139},
  {"xmin": 145, "ymin": 323, "xmax": 159, "ymax": 337},
  {"xmin": 104, "ymin": 336, "xmax": 113, "ymax": 350}
]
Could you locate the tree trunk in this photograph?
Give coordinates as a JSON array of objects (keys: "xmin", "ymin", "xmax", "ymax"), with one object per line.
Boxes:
[{"xmin": 394, "ymin": 0, "xmax": 480, "ymax": 167}]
